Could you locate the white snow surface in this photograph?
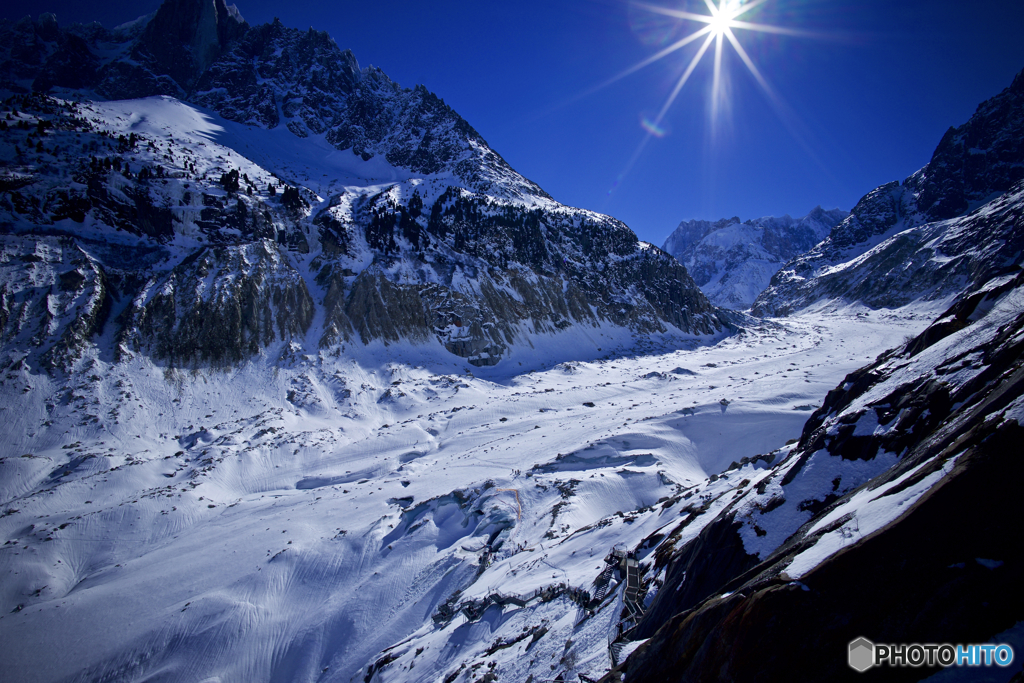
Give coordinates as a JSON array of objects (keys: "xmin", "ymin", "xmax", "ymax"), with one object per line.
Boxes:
[{"xmin": 0, "ymin": 301, "xmax": 934, "ymax": 683}]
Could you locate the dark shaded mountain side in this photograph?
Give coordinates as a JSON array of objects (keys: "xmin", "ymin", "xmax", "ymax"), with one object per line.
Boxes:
[{"xmin": 611, "ymin": 419, "xmax": 1023, "ymax": 683}]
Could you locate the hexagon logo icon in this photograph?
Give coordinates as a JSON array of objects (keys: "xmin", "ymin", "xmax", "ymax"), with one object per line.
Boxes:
[{"xmin": 849, "ymin": 637, "xmax": 875, "ymax": 672}]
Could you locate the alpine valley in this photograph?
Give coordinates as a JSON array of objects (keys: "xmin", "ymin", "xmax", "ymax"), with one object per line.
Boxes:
[{"xmin": 0, "ymin": 3, "xmax": 1021, "ymax": 683}]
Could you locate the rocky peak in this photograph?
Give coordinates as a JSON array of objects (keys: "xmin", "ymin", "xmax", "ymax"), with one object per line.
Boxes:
[
  {"xmin": 137, "ymin": 0, "xmax": 248, "ymax": 92},
  {"xmin": 823, "ymin": 180, "xmax": 903, "ymax": 254},
  {"xmin": 906, "ymin": 66, "xmax": 1024, "ymax": 220},
  {"xmin": 751, "ymin": 68, "xmax": 1024, "ymax": 316}
]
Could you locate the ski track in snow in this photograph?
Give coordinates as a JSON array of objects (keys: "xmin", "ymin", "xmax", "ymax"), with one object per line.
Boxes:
[{"xmin": 0, "ymin": 303, "xmax": 938, "ymax": 683}]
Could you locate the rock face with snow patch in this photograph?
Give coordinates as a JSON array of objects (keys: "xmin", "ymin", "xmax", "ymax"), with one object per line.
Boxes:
[
  {"xmin": 118, "ymin": 240, "xmax": 315, "ymax": 366},
  {"xmin": 752, "ymin": 68, "xmax": 1024, "ymax": 316},
  {"xmin": 661, "ymin": 207, "xmax": 847, "ymax": 310}
]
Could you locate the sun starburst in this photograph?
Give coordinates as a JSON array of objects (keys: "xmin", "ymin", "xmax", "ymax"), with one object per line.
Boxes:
[
  {"xmin": 603, "ymin": 0, "xmax": 813, "ymax": 195},
  {"xmin": 629, "ymin": 0, "xmax": 799, "ymax": 130}
]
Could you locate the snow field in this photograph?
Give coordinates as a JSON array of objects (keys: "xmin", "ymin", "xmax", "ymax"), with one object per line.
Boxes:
[{"xmin": 0, "ymin": 305, "xmax": 931, "ymax": 682}]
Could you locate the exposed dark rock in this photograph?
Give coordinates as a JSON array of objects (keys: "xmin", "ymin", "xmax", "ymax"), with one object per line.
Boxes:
[
  {"xmin": 753, "ymin": 180, "xmax": 1024, "ymax": 316},
  {"xmin": 610, "ymin": 418, "xmax": 1024, "ymax": 683},
  {"xmin": 119, "ymin": 241, "xmax": 314, "ymax": 366},
  {"xmin": 910, "ymin": 68, "xmax": 1024, "ymax": 220},
  {"xmin": 135, "ymin": 0, "xmax": 247, "ymax": 93},
  {"xmin": 634, "ymin": 514, "xmax": 759, "ymax": 640},
  {"xmin": 32, "ymin": 33, "xmax": 98, "ymax": 92}
]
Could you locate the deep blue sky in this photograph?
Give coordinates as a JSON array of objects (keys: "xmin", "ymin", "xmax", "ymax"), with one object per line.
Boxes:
[{"xmin": 5, "ymin": 0, "xmax": 1024, "ymax": 245}]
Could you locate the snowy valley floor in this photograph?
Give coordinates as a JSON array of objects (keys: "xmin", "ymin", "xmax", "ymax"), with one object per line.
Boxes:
[{"xmin": 0, "ymin": 305, "xmax": 940, "ymax": 683}]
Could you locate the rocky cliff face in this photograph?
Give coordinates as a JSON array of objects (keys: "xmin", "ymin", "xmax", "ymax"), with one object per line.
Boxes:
[
  {"xmin": 661, "ymin": 207, "xmax": 847, "ymax": 310},
  {"xmin": 752, "ymin": 68, "xmax": 1024, "ymax": 317},
  {"xmin": 0, "ymin": 2, "xmax": 724, "ymax": 373}
]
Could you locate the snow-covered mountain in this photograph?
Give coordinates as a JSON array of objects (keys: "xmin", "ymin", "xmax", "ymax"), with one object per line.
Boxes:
[
  {"xmin": 752, "ymin": 68, "xmax": 1024, "ymax": 317},
  {"xmin": 1, "ymin": 4, "xmax": 1022, "ymax": 683},
  {"xmin": 2, "ymin": 0, "xmax": 549, "ymax": 201},
  {"xmin": 661, "ymin": 207, "xmax": 848, "ymax": 310},
  {"xmin": 0, "ymin": 5, "xmax": 726, "ymax": 374}
]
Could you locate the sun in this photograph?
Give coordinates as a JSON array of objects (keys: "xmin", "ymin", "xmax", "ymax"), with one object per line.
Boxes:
[
  {"xmin": 708, "ymin": 0, "xmax": 736, "ymax": 36},
  {"xmin": 617, "ymin": 0, "xmax": 812, "ymax": 129},
  {"xmin": 602, "ymin": 0, "xmax": 812, "ymax": 193}
]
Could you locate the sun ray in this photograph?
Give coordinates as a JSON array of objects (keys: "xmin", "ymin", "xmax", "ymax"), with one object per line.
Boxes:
[
  {"xmin": 712, "ymin": 31, "xmax": 725, "ymax": 118},
  {"xmin": 722, "ymin": 26, "xmax": 773, "ymax": 95},
  {"xmin": 728, "ymin": 19, "xmax": 823, "ymax": 37},
  {"xmin": 655, "ymin": 31, "xmax": 717, "ymax": 124},
  {"xmin": 603, "ymin": 25, "xmax": 715, "ymax": 88}
]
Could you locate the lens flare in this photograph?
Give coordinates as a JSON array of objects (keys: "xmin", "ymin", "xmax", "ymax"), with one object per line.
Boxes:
[{"xmin": 640, "ymin": 115, "xmax": 669, "ymax": 138}]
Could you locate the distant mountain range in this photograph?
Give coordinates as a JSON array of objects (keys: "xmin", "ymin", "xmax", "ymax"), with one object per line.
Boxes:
[{"xmin": 661, "ymin": 207, "xmax": 848, "ymax": 310}]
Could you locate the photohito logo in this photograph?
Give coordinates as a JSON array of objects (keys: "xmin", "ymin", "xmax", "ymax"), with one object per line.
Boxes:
[{"xmin": 848, "ymin": 638, "xmax": 1014, "ymax": 672}]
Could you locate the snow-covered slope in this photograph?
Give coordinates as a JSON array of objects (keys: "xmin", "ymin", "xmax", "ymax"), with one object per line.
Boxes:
[
  {"xmin": 662, "ymin": 207, "xmax": 848, "ymax": 310},
  {"xmin": 752, "ymin": 68, "xmax": 1024, "ymax": 317},
  {"xmin": 0, "ymin": 291, "xmax": 930, "ymax": 682},
  {"xmin": 610, "ymin": 265, "xmax": 1024, "ymax": 683}
]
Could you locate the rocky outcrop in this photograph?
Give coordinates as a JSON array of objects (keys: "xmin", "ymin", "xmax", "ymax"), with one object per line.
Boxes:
[
  {"xmin": 135, "ymin": 0, "xmax": 246, "ymax": 93},
  {"xmin": 908, "ymin": 68, "xmax": 1024, "ymax": 220},
  {"xmin": 662, "ymin": 207, "xmax": 847, "ymax": 310},
  {"xmin": 119, "ymin": 240, "xmax": 314, "ymax": 366},
  {"xmin": 753, "ymin": 68, "xmax": 1024, "ymax": 316},
  {"xmin": 0, "ymin": 236, "xmax": 114, "ymax": 373},
  {"xmin": 0, "ymin": 0, "xmax": 726, "ymax": 370}
]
